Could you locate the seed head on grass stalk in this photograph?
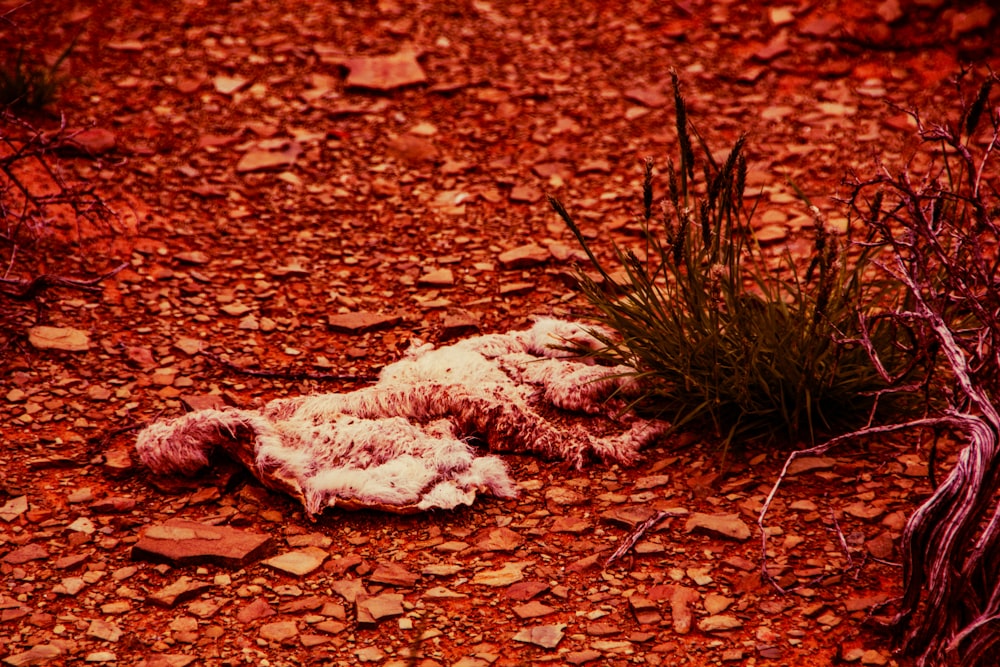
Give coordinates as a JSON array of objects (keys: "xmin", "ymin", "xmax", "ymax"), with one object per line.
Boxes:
[{"xmin": 549, "ymin": 76, "xmax": 916, "ymax": 451}]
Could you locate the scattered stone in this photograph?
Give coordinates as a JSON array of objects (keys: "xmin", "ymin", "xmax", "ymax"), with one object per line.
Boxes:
[
  {"xmin": 684, "ymin": 513, "xmax": 752, "ymax": 541},
  {"xmin": 342, "ymin": 49, "xmax": 427, "ymax": 90},
  {"xmin": 148, "ymin": 576, "xmax": 213, "ymax": 609},
  {"xmin": 789, "ymin": 499, "xmax": 818, "ymax": 511},
  {"xmin": 2, "ymin": 644, "xmax": 63, "ymax": 666},
  {"xmin": 66, "ymin": 127, "xmax": 117, "ymax": 155},
  {"xmin": 787, "ymin": 456, "xmax": 837, "ymax": 475},
  {"xmin": 386, "ymin": 133, "xmax": 438, "ymax": 163},
  {"xmin": 601, "ymin": 505, "xmax": 656, "ymax": 528},
  {"xmin": 0, "ymin": 496, "xmax": 28, "ymax": 522},
  {"xmin": 2, "ymin": 542, "xmax": 48, "ymax": 564},
  {"xmin": 474, "ymin": 526, "xmax": 523, "ymax": 552},
  {"xmin": 669, "ymin": 586, "xmax": 700, "ymax": 634},
  {"xmin": 633, "ymin": 475, "xmax": 670, "ymax": 490},
  {"xmin": 423, "ymin": 586, "xmax": 467, "ymax": 599},
  {"xmin": 236, "ymin": 143, "xmax": 301, "ymax": 173},
  {"xmin": 259, "ymin": 620, "xmax": 298, "ymax": 644},
  {"xmin": 544, "ymin": 487, "xmax": 587, "ymax": 507},
  {"xmin": 865, "ymin": 532, "xmax": 896, "ymax": 559},
  {"xmin": 704, "ymin": 593, "xmax": 734, "ymax": 615},
  {"xmin": 505, "ymin": 580, "xmax": 549, "ymax": 601},
  {"xmin": 263, "ymin": 547, "xmax": 328, "ymax": 576},
  {"xmin": 629, "ymin": 596, "xmax": 661, "ymax": 624},
  {"xmin": 697, "ymin": 614, "xmax": 743, "ymax": 632},
  {"xmin": 513, "ymin": 601, "xmax": 555, "ymax": 619},
  {"xmin": 843, "ymin": 502, "xmax": 884, "ymax": 521},
  {"xmin": 624, "ymin": 86, "xmax": 668, "ymax": 107},
  {"xmin": 236, "ymin": 598, "xmax": 275, "ymax": 624},
  {"xmin": 326, "ymin": 311, "xmax": 402, "ymax": 333},
  {"xmin": 87, "ymin": 619, "xmax": 123, "ymax": 642},
  {"xmin": 512, "ymin": 623, "xmax": 565, "ymax": 649},
  {"xmin": 133, "ymin": 519, "xmax": 273, "ymax": 568},
  {"xmin": 27, "ymin": 326, "xmax": 90, "ymax": 352},
  {"xmin": 471, "ymin": 561, "xmax": 531, "ymax": 587},
  {"xmin": 509, "ymin": 184, "xmax": 543, "ymax": 204},
  {"xmin": 84, "ymin": 652, "xmax": 117, "ymax": 663},
  {"xmin": 566, "ymin": 650, "xmax": 603, "ymax": 665},
  {"xmin": 418, "ymin": 268, "xmax": 455, "ymax": 287},
  {"xmin": 356, "ymin": 594, "xmax": 405, "ymax": 625},
  {"xmin": 860, "ymin": 649, "xmax": 888, "ymax": 665},
  {"xmin": 497, "ymin": 244, "xmax": 550, "ymax": 269},
  {"xmin": 355, "ymin": 647, "xmax": 385, "ymax": 663},
  {"xmin": 369, "ymin": 562, "xmax": 420, "ymax": 587}
]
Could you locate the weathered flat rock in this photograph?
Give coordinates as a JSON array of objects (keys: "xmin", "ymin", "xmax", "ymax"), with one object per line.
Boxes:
[
  {"xmin": 326, "ymin": 311, "xmax": 402, "ymax": 333},
  {"xmin": 497, "ymin": 244, "xmax": 550, "ymax": 269},
  {"xmin": 471, "ymin": 561, "xmax": 531, "ymax": 587},
  {"xmin": 2, "ymin": 543, "xmax": 49, "ymax": 564},
  {"xmin": 787, "ymin": 456, "xmax": 838, "ymax": 475},
  {"xmin": 369, "ymin": 562, "xmax": 420, "ymax": 587},
  {"xmin": 684, "ymin": 512, "xmax": 752, "ymax": 541},
  {"xmin": 512, "ymin": 623, "xmax": 565, "ymax": 649},
  {"xmin": 356, "ymin": 593, "xmax": 405, "ymax": 625},
  {"xmin": 133, "ymin": 519, "xmax": 273, "ymax": 567},
  {"xmin": 2, "ymin": 644, "xmax": 63, "ymax": 666},
  {"xmin": 148, "ymin": 576, "xmax": 213, "ymax": 609},
  {"xmin": 263, "ymin": 547, "xmax": 328, "ymax": 576},
  {"xmin": 27, "ymin": 326, "xmax": 90, "ymax": 352}
]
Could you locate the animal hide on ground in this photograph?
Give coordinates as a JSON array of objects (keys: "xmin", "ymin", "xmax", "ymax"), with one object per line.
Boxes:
[{"xmin": 136, "ymin": 319, "xmax": 668, "ymax": 516}]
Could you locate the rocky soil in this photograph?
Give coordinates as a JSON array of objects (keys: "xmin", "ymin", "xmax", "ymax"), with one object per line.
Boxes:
[{"xmin": 1, "ymin": 0, "xmax": 999, "ymax": 665}]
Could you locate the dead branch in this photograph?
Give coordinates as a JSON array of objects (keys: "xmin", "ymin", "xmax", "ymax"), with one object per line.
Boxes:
[
  {"xmin": 604, "ymin": 508, "xmax": 687, "ymax": 568},
  {"xmin": 0, "ymin": 261, "xmax": 127, "ymax": 300}
]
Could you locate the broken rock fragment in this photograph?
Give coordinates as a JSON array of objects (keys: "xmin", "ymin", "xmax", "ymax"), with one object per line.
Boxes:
[{"xmin": 132, "ymin": 519, "xmax": 273, "ymax": 568}]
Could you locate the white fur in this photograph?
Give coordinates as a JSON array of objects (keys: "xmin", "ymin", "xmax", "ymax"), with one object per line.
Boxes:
[{"xmin": 135, "ymin": 318, "xmax": 668, "ymax": 516}]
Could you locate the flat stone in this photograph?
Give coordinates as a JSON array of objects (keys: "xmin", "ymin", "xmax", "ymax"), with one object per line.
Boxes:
[
  {"xmin": 513, "ymin": 601, "xmax": 556, "ymax": 619},
  {"xmin": 471, "ymin": 561, "xmax": 531, "ymax": 587},
  {"xmin": 700, "ymin": 591, "xmax": 733, "ymax": 614},
  {"xmin": 624, "ymin": 86, "xmax": 668, "ymax": 108},
  {"xmin": 601, "ymin": 505, "xmax": 657, "ymax": 528},
  {"xmin": 236, "ymin": 143, "xmax": 300, "ymax": 173},
  {"xmin": 355, "ymin": 647, "xmax": 386, "ymax": 663},
  {"xmin": 370, "ymin": 562, "xmax": 420, "ymax": 587},
  {"xmin": 67, "ymin": 127, "xmax": 117, "ymax": 155},
  {"xmin": 549, "ymin": 517, "xmax": 591, "ymax": 534},
  {"xmin": 633, "ymin": 475, "xmax": 670, "ymax": 490},
  {"xmin": 418, "ymin": 268, "xmax": 454, "ymax": 287},
  {"xmin": 236, "ymin": 598, "xmax": 275, "ymax": 624},
  {"xmin": 2, "ymin": 644, "xmax": 63, "ymax": 666},
  {"xmin": 356, "ymin": 593, "xmax": 405, "ymax": 625},
  {"xmin": 87, "ymin": 619, "xmax": 123, "ymax": 642},
  {"xmin": 2, "ymin": 543, "xmax": 48, "ymax": 564},
  {"xmin": 670, "ymin": 586, "xmax": 700, "ymax": 634},
  {"xmin": 629, "ymin": 596, "xmax": 661, "ymax": 624},
  {"xmin": 263, "ymin": 547, "xmax": 328, "ymax": 576},
  {"xmin": 697, "ymin": 615, "xmax": 743, "ymax": 632},
  {"xmin": 342, "ymin": 50, "xmax": 427, "ymax": 90},
  {"xmin": 544, "ymin": 487, "xmax": 587, "ymax": 506},
  {"xmin": 474, "ymin": 527, "xmax": 524, "ymax": 552},
  {"xmin": 259, "ymin": 620, "xmax": 298, "ymax": 644},
  {"xmin": 684, "ymin": 513, "xmax": 752, "ymax": 541},
  {"xmin": 566, "ymin": 650, "xmax": 603, "ymax": 665},
  {"xmin": 497, "ymin": 244, "xmax": 550, "ymax": 269},
  {"xmin": 326, "ymin": 311, "xmax": 402, "ymax": 333},
  {"xmin": 844, "ymin": 502, "xmax": 885, "ymax": 521},
  {"xmin": 27, "ymin": 326, "xmax": 90, "ymax": 352},
  {"xmin": 512, "ymin": 623, "xmax": 565, "ymax": 649},
  {"xmin": 423, "ymin": 586, "xmax": 467, "ymax": 599},
  {"xmin": 84, "ymin": 652, "xmax": 117, "ymax": 663},
  {"xmin": 0, "ymin": 496, "xmax": 28, "ymax": 522},
  {"xmin": 148, "ymin": 576, "xmax": 213, "ymax": 609},
  {"xmin": 133, "ymin": 519, "xmax": 273, "ymax": 567},
  {"xmin": 787, "ymin": 456, "xmax": 837, "ymax": 475},
  {"xmin": 510, "ymin": 184, "xmax": 543, "ymax": 203},
  {"xmin": 504, "ymin": 580, "xmax": 549, "ymax": 601}
]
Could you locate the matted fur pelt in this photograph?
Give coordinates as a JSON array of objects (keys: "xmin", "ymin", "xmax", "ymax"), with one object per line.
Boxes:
[{"xmin": 136, "ymin": 318, "xmax": 668, "ymax": 516}]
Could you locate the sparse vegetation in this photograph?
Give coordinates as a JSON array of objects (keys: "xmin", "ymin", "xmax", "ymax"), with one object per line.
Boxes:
[
  {"xmin": 841, "ymin": 72, "xmax": 1000, "ymax": 667},
  {"xmin": 549, "ymin": 74, "xmax": 917, "ymax": 449},
  {"xmin": 0, "ymin": 29, "xmax": 78, "ymax": 111}
]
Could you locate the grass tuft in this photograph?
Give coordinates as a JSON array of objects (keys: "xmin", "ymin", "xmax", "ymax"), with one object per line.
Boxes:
[{"xmin": 549, "ymin": 75, "xmax": 917, "ymax": 449}]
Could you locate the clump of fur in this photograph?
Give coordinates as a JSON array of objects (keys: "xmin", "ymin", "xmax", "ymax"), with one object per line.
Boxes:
[{"xmin": 136, "ymin": 318, "xmax": 668, "ymax": 516}]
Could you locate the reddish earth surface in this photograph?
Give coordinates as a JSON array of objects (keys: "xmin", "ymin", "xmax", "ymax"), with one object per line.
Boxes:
[{"xmin": 2, "ymin": 1, "xmax": 999, "ymax": 666}]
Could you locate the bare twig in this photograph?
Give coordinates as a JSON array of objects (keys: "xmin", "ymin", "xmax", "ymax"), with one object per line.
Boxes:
[{"xmin": 605, "ymin": 509, "xmax": 687, "ymax": 567}]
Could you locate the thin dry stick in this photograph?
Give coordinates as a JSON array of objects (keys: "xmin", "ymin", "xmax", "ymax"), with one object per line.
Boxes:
[{"xmin": 605, "ymin": 509, "xmax": 687, "ymax": 567}]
